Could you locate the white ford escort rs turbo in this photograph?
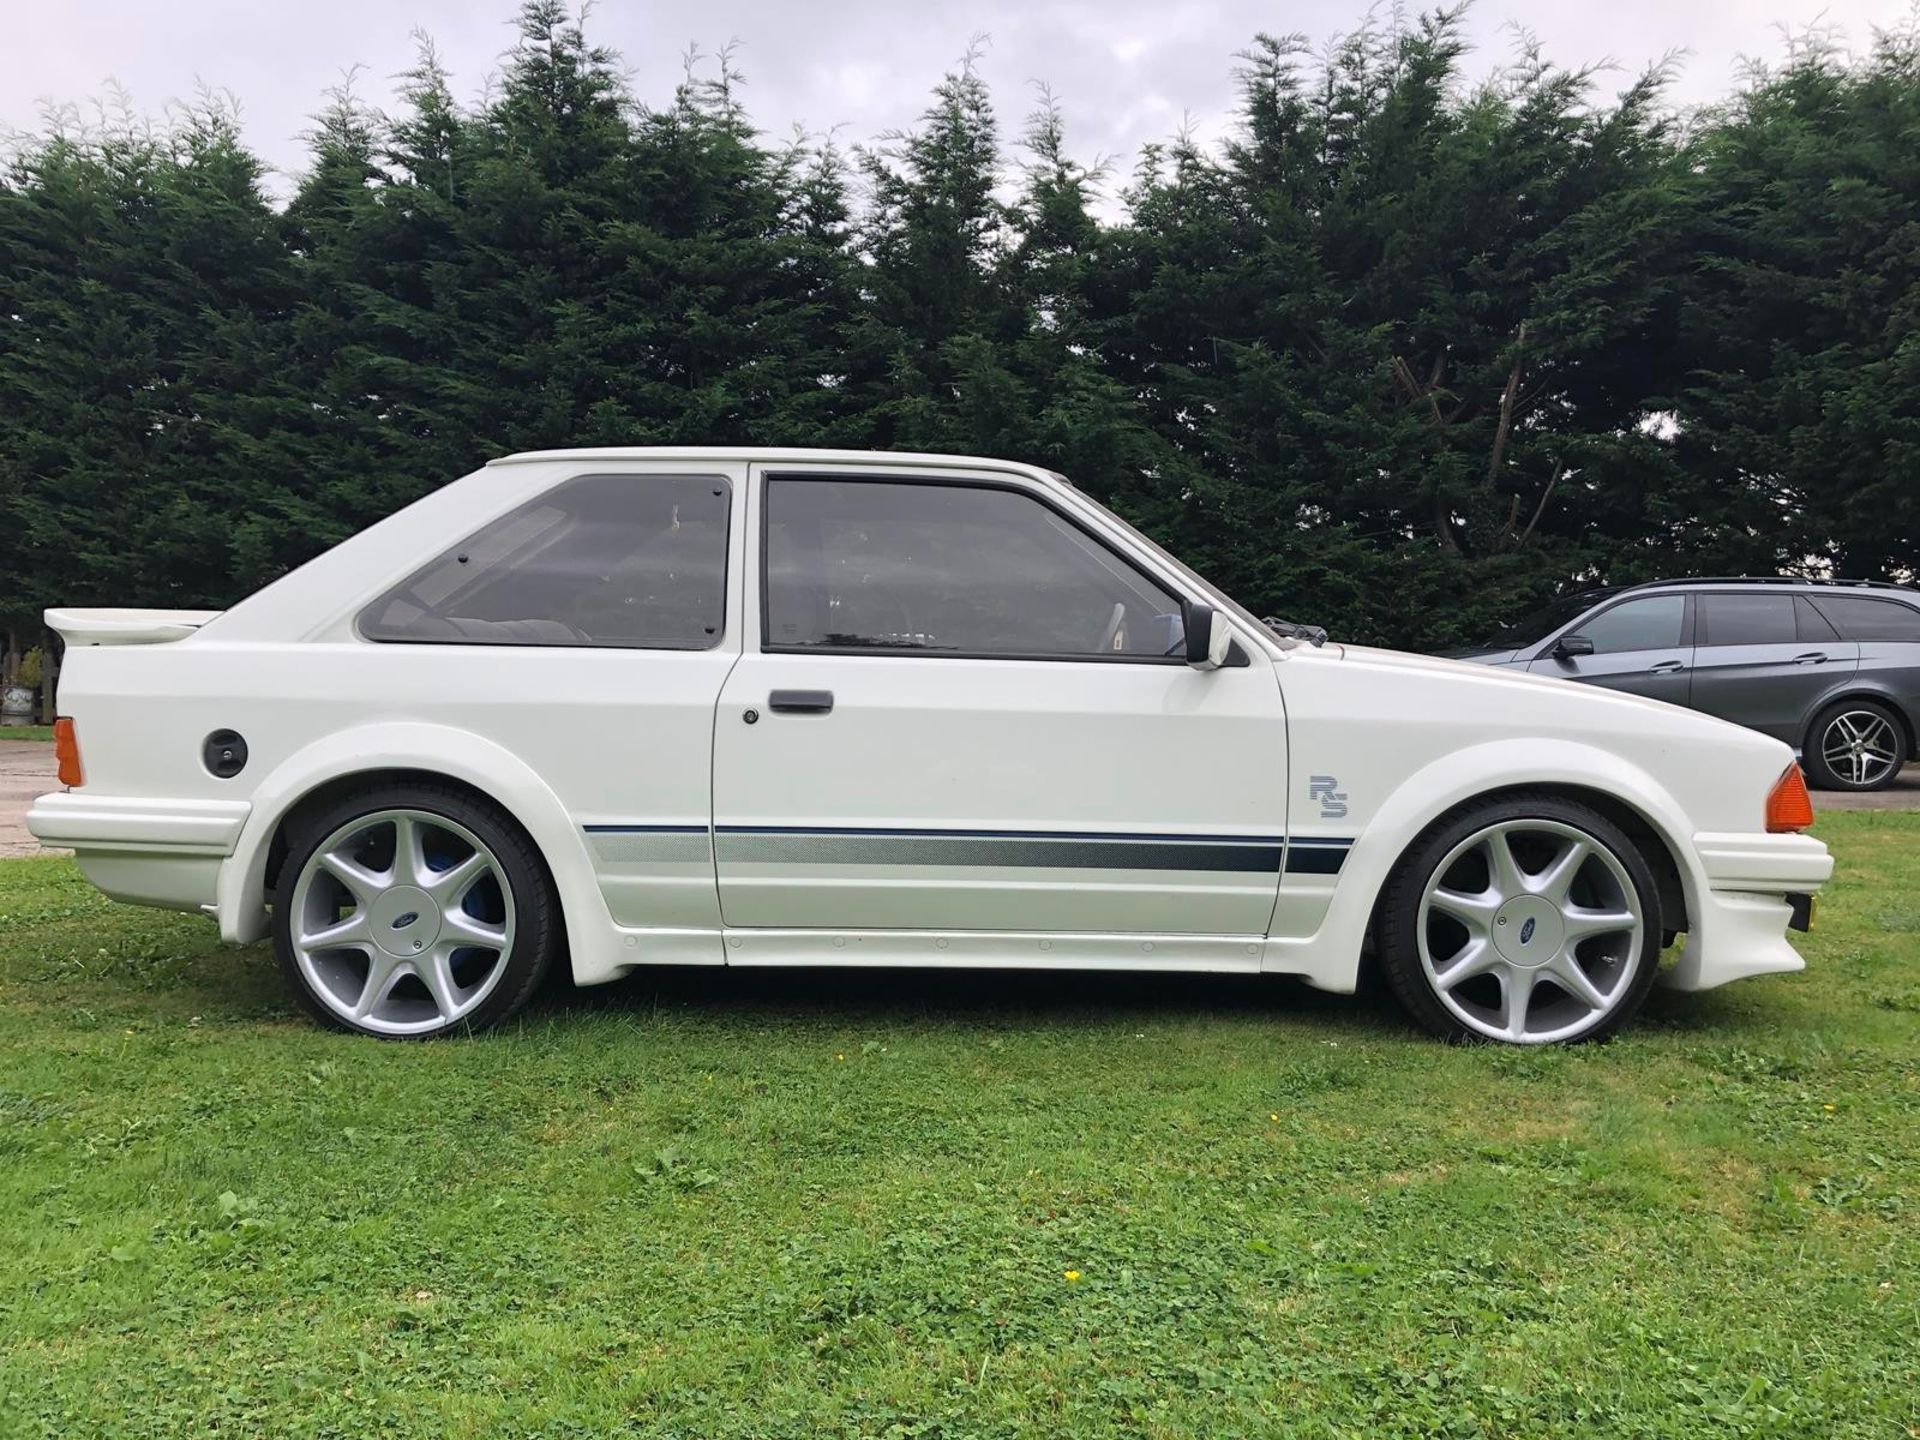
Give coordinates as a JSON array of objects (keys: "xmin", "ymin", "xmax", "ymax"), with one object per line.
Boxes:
[{"xmin": 30, "ymin": 448, "xmax": 1833, "ymax": 1044}]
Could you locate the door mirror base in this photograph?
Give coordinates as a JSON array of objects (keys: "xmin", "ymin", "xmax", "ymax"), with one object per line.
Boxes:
[{"xmin": 1184, "ymin": 601, "xmax": 1234, "ymax": 670}]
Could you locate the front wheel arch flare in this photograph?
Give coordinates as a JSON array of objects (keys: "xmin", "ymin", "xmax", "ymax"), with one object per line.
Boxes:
[
  {"xmin": 1372, "ymin": 789, "xmax": 1665, "ymax": 1043},
  {"xmin": 1363, "ymin": 781, "xmax": 1691, "ymax": 957}
]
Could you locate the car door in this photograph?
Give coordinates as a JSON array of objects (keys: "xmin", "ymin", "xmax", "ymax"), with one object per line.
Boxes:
[
  {"xmin": 710, "ymin": 465, "xmax": 1289, "ymax": 938},
  {"xmin": 1688, "ymin": 592, "xmax": 1858, "ymax": 743},
  {"xmin": 1527, "ymin": 593, "xmax": 1693, "ymax": 704}
]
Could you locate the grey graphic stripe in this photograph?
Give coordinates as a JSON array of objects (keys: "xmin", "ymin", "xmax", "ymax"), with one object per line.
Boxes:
[
  {"xmin": 586, "ymin": 828, "xmax": 713, "ymax": 864},
  {"xmin": 716, "ymin": 830, "xmax": 1283, "ymax": 872}
]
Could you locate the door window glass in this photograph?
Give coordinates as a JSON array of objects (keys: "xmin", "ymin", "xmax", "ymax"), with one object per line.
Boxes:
[
  {"xmin": 1794, "ymin": 597, "xmax": 1840, "ymax": 642},
  {"xmin": 360, "ymin": 473, "xmax": 729, "ymax": 648},
  {"xmin": 1572, "ymin": 596, "xmax": 1686, "ymax": 654},
  {"xmin": 1808, "ymin": 595, "xmax": 1920, "ymax": 642},
  {"xmin": 1700, "ymin": 593, "xmax": 1797, "ymax": 646},
  {"xmin": 764, "ymin": 478, "xmax": 1184, "ymax": 658}
]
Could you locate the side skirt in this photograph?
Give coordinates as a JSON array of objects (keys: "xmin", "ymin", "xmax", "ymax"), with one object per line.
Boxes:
[{"xmin": 718, "ymin": 929, "xmax": 1269, "ymax": 972}]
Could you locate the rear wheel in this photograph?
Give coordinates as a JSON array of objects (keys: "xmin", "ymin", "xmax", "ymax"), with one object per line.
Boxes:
[
  {"xmin": 1376, "ymin": 794, "xmax": 1662, "ymax": 1044},
  {"xmin": 273, "ymin": 783, "xmax": 559, "ymax": 1038},
  {"xmin": 1804, "ymin": 700, "xmax": 1906, "ymax": 792}
]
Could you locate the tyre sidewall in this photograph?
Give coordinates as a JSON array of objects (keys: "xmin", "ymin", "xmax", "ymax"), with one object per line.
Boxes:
[
  {"xmin": 1376, "ymin": 793, "xmax": 1664, "ymax": 1045},
  {"xmin": 272, "ymin": 784, "xmax": 559, "ymax": 1038},
  {"xmin": 1804, "ymin": 701, "xmax": 1907, "ymax": 792}
]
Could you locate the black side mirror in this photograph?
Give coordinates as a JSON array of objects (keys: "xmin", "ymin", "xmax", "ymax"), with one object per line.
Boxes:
[
  {"xmin": 1554, "ymin": 634, "xmax": 1595, "ymax": 660},
  {"xmin": 1182, "ymin": 600, "xmax": 1230, "ymax": 669}
]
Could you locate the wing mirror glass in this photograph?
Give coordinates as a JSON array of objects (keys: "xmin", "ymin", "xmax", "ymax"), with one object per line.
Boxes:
[
  {"xmin": 1183, "ymin": 601, "xmax": 1233, "ymax": 670},
  {"xmin": 1554, "ymin": 633, "xmax": 1595, "ymax": 660}
]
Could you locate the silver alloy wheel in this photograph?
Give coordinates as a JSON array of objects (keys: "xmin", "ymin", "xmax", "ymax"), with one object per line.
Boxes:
[
  {"xmin": 288, "ymin": 808, "xmax": 517, "ymax": 1036},
  {"xmin": 1416, "ymin": 818, "xmax": 1645, "ymax": 1044},
  {"xmin": 1820, "ymin": 709, "xmax": 1900, "ymax": 788}
]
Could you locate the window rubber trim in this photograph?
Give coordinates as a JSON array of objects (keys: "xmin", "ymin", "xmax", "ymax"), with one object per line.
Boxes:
[{"xmin": 756, "ymin": 471, "xmax": 1208, "ymax": 666}]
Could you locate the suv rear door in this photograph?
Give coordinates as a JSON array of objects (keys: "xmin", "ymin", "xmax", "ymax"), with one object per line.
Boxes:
[
  {"xmin": 1805, "ymin": 591, "xmax": 1920, "ymax": 732},
  {"xmin": 1688, "ymin": 592, "xmax": 1858, "ymax": 743}
]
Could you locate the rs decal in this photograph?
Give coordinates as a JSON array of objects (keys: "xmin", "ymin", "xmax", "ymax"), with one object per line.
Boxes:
[{"xmin": 1309, "ymin": 775, "xmax": 1349, "ymax": 820}]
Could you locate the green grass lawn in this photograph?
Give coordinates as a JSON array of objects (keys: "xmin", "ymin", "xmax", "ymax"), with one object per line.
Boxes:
[
  {"xmin": 0, "ymin": 725, "xmax": 53, "ymax": 742},
  {"xmin": 1, "ymin": 816, "xmax": 1915, "ymax": 1438}
]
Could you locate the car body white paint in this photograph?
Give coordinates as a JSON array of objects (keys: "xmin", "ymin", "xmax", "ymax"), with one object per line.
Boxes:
[{"xmin": 30, "ymin": 448, "xmax": 1832, "ymax": 1003}]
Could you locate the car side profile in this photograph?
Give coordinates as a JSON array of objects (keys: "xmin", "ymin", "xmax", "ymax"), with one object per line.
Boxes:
[
  {"xmin": 1452, "ymin": 579, "xmax": 1920, "ymax": 791},
  {"xmin": 31, "ymin": 449, "xmax": 1832, "ymax": 1045}
]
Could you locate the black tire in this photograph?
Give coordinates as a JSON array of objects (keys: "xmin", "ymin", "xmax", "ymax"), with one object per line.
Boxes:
[
  {"xmin": 1375, "ymin": 792, "xmax": 1663, "ymax": 1045},
  {"xmin": 273, "ymin": 781, "xmax": 561, "ymax": 1038},
  {"xmin": 1802, "ymin": 699, "xmax": 1908, "ymax": 792}
]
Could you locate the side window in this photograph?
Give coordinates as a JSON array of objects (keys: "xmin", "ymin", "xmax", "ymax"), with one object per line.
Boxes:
[
  {"xmin": 359, "ymin": 473, "xmax": 729, "ymax": 648},
  {"xmin": 1809, "ymin": 595, "xmax": 1920, "ymax": 642},
  {"xmin": 763, "ymin": 478, "xmax": 1185, "ymax": 659},
  {"xmin": 1794, "ymin": 597, "xmax": 1840, "ymax": 642},
  {"xmin": 1573, "ymin": 596, "xmax": 1686, "ymax": 655},
  {"xmin": 1700, "ymin": 593, "xmax": 1798, "ymax": 646}
]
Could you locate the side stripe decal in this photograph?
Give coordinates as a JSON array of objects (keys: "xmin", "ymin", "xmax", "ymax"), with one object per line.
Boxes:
[{"xmin": 585, "ymin": 825, "xmax": 1352, "ymax": 875}]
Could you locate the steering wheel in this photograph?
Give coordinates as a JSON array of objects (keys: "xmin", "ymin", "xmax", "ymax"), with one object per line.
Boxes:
[{"xmin": 1096, "ymin": 601, "xmax": 1127, "ymax": 654}]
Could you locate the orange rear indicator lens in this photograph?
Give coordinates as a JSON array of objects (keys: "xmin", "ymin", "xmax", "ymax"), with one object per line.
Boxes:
[
  {"xmin": 53, "ymin": 718, "xmax": 84, "ymax": 789},
  {"xmin": 1766, "ymin": 764, "xmax": 1814, "ymax": 832}
]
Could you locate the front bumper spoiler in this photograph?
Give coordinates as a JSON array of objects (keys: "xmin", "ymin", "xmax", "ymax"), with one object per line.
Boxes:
[{"xmin": 1661, "ymin": 831, "xmax": 1833, "ymax": 992}]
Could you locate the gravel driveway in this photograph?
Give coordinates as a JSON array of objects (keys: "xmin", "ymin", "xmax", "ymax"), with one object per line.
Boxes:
[
  {"xmin": 0, "ymin": 744, "xmax": 62, "ymax": 856},
  {"xmin": 0, "ymin": 740, "xmax": 64, "ymax": 856},
  {"xmin": 0, "ymin": 738, "xmax": 1914, "ymax": 861}
]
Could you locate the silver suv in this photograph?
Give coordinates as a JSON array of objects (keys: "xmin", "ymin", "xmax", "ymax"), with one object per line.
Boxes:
[{"xmin": 1452, "ymin": 579, "xmax": 1920, "ymax": 791}]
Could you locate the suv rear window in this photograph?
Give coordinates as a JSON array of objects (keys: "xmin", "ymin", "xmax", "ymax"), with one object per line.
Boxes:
[{"xmin": 1808, "ymin": 595, "xmax": 1920, "ymax": 642}]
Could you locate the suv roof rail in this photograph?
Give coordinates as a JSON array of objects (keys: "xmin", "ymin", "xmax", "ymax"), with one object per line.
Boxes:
[{"xmin": 1614, "ymin": 575, "xmax": 1919, "ymax": 595}]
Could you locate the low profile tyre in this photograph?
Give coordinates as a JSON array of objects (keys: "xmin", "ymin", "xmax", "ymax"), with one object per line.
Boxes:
[
  {"xmin": 1804, "ymin": 700, "xmax": 1907, "ymax": 792},
  {"xmin": 1375, "ymin": 794, "xmax": 1662, "ymax": 1045},
  {"xmin": 273, "ymin": 783, "xmax": 560, "ymax": 1038}
]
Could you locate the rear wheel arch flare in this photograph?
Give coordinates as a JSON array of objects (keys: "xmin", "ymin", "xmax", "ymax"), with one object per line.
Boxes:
[
  {"xmin": 271, "ymin": 778, "xmax": 562, "ymax": 1037},
  {"xmin": 265, "ymin": 768, "xmax": 559, "ymax": 908}
]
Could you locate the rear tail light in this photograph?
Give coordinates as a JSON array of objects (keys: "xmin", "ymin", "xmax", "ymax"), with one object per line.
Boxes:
[
  {"xmin": 1766, "ymin": 764, "xmax": 1814, "ymax": 832},
  {"xmin": 53, "ymin": 718, "xmax": 83, "ymax": 789}
]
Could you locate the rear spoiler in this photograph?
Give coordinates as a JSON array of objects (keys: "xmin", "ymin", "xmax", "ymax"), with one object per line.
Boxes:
[{"xmin": 45, "ymin": 608, "xmax": 222, "ymax": 646}]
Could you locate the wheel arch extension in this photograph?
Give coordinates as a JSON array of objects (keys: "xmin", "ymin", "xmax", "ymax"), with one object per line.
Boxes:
[
  {"xmin": 263, "ymin": 769, "xmax": 543, "ymax": 895},
  {"xmin": 215, "ymin": 725, "xmax": 617, "ymax": 983},
  {"xmin": 1273, "ymin": 742, "xmax": 1710, "ymax": 995},
  {"xmin": 1382, "ymin": 782, "xmax": 1690, "ymax": 939}
]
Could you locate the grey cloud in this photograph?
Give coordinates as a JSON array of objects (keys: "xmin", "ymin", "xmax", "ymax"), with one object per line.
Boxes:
[{"xmin": 3, "ymin": 0, "xmax": 1907, "ymax": 200}]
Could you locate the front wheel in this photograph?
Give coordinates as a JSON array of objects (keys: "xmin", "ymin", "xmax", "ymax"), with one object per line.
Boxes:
[
  {"xmin": 1375, "ymin": 794, "xmax": 1662, "ymax": 1044},
  {"xmin": 1804, "ymin": 700, "xmax": 1907, "ymax": 792},
  {"xmin": 273, "ymin": 783, "xmax": 560, "ymax": 1038}
]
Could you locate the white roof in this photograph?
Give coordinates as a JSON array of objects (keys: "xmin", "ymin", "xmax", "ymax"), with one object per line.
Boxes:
[{"xmin": 487, "ymin": 445, "xmax": 1055, "ymax": 476}]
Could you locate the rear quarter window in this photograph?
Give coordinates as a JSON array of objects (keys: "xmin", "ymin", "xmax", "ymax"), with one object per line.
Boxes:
[
  {"xmin": 359, "ymin": 472, "xmax": 730, "ymax": 649},
  {"xmin": 1808, "ymin": 595, "xmax": 1920, "ymax": 642}
]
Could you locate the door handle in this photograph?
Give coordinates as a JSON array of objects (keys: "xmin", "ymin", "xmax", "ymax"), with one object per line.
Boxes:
[
  {"xmin": 1648, "ymin": 659, "xmax": 1686, "ymax": 674},
  {"xmin": 1792, "ymin": 651, "xmax": 1828, "ymax": 665},
  {"xmin": 768, "ymin": 689, "xmax": 834, "ymax": 714}
]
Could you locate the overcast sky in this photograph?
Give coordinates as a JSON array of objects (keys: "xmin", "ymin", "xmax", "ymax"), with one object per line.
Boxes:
[{"xmin": 4, "ymin": 0, "xmax": 1913, "ymax": 202}]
